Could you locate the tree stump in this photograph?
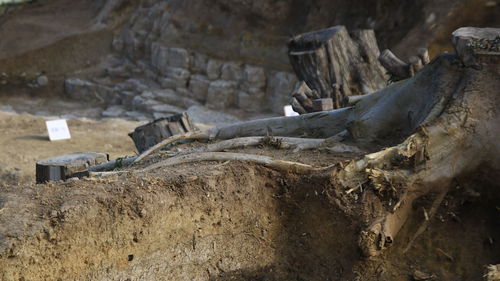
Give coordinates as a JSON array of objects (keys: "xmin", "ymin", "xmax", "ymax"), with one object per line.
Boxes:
[
  {"xmin": 288, "ymin": 26, "xmax": 388, "ymax": 112},
  {"xmin": 36, "ymin": 152, "xmax": 109, "ymax": 183},
  {"xmin": 128, "ymin": 112, "xmax": 195, "ymax": 153}
]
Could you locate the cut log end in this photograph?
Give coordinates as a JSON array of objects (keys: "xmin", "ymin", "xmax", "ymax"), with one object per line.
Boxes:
[
  {"xmin": 128, "ymin": 112, "xmax": 195, "ymax": 153},
  {"xmin": 36, "ymin": 152, "xmax": 109, "ymax": 183}
]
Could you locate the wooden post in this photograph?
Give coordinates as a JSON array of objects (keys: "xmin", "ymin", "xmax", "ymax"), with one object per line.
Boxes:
[
  {"xmin": 36, "ymin": 152, "xmax": 109, "ymax": 183},
  {"xmin": 128, "ymin": 112, "xmax": 195, "ymax": 153},
  {"xmin": 312, "ymin": 98, "xmax": 334, "ymax": 111},
  {"xmin": 417, "ymin": 48, "xmax": 430, "ymax": 65},
  {"xmin": 378, "ymin": 49, "xmax": 411, "ymax": 79},
  {"xmin": 409, "ymin": 56, "xmax": 424, "ymax": 74},
  {"xmin": 288, "ymin": 26, "xmax": 387, "ymax": 112}
]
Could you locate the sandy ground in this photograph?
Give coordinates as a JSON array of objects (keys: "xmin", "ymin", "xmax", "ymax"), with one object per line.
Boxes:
[
  {"xmin": 0, "ymin": 0, "xmax": 102, "ymax": 59},
  {"xmin": 0, "ymin": 110, "xmax": 141, "ymax": 182}
]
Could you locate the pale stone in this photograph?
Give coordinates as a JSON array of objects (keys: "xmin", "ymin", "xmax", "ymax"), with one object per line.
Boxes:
[
  {"xmin": 243, "ymin": 64, "xmax": 266, "ymax": 88},
  {"xmin": 64, "ymin": 78, "xmax": 94, "ymax": 99},
  {"xmin": 140, "ymin": 91, "xmax": 156, "ymax": 99},
  {"xmin": 167, "ymin": 47, "xmax": 190, "ymax": 69},
  {"xmin": 102, "ymin": 105, "xmax": 126, "ymax": 118},
  {"xmin": 132, "ymin": 96, "xmax": 160, "ymax": 111},
  {"xmin": 188, "ymin": 74, "xmax": 210, "ymax": 102},
  {"xmin": 237, "ymin": 87, "xmax": 265, "ymax": 112},
  {"xmin": 118, "ymin": 91, "xmax": 136, "ymax": 109},
  {"xmin": 187, "ymin": 105, "xmax": 241, "ymax": 128},
  {"xmin": 221, "ymin": 61, "xmax": 243, "ymax": 81},
  {"xmin": 266, "ymin": 71, "xmax": 298, "ymax": 113},
  {"xmin": 206, "ymin": 80, "xmax": 238, "ymax": 109},
  {"xmin": 124, "ymin": 111, "xmax": 149, "ymax": 121},
  {"xmin": 122, "ymin": 28, "xmax": 143, "ymax": 60},
  {"xmin": 152, "ymin": 89, "xmax": 200, "ymax": 108},
  {"xmin": 65, "ymin": 78, "xmax": 113, "ymax": 102},
  {"xmin": 190, "ymin": 52, "xmax": 208, "ymax": 74},
  {"xmin": 114, "ymin": 78, "xmax": 149, "ymax": 93},
  {"xmin": 158, "ymin": 67, "xmax": 190, "ymax": 88},
  {"xmin": 150, "ymin": 104, "xmax": 184, "ymax": 114},
  {"xmin": 206, "ymin": 59, "xmax": 222, "ymax": 80},
  {"xmin": 151, "ymin": 42, "xmax": 169, "ymax": 74},
  {"xmin": 164, "ymin": 67, "xmax": 190, "ymax": 85}
]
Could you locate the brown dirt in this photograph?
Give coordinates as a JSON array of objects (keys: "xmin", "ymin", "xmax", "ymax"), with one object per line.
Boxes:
[
  {"xmin": 0, "ymin": 111, "xmax": 140, "ymax": 183},
  {"xmin": 0, "ymin": 146, "xmax": 498, "ymax": 280},
  {"xmin": 0, "ymin": 0, "xmax": 115, "ymax": 98}
]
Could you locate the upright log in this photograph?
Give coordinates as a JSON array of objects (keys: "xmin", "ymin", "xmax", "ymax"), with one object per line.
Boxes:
[
  {"xmin": 288, "ymin": 26, "xmax": 387, "ymax": 112},
  {"xmin": 128, "ymin": 112, "xmax": 195, "ymax": 153}
]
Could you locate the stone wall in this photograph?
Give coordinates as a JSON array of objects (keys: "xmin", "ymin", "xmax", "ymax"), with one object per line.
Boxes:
[{"xmin": 89, "ymin": 0, "xmax": 297, "ymax": 118}]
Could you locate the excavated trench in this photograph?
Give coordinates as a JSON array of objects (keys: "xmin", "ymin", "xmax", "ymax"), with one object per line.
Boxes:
[
  {"xmin": 0, "ymin": 162, "xmax": 360, "ymax": 280},
  {"xmin": 0, "ymin": 157, "xmax": 498, "ymax": 280}
]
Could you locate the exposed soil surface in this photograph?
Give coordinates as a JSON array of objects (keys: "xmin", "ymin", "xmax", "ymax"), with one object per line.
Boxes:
[
  {"xmin": 0, "ymin": 0, "xmax": 498, "ymax": 280},
  {"xmin": 0, "ymin": 145, "xmax": 498, "ymax": 280}
]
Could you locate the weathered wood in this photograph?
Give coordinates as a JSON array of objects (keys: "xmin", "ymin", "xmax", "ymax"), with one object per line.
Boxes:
[
  {"xmin": 128, "ymin": 112, "xmax": 194, "ymax": 153},
  {"xmin": 211, "ymin": 107, "xmax": 351, "ymax": 140},
  {"xmin": 176, "ymin": 137, "xmax": 328, "ymax": 156},
  {"xmin": 141, "ymin": 152, "xmax": 321, "ymax": 174},
  {"xmin": 294, "ymin": 92, "xmax": 314, "ymax": 112},
  {"xmin": 452, "ymin": 27, "xmax": 500, "ymax": 68},
  {"xmin": 485, "ymin": 264, "xmax": 500, "ymax": 281},
  {"xmin": 312, "ymin": 98, "xmax": 333, "ymax": 111},
  {"xmin": 290, "ymin": 97, "xmax": 307, "ymax": 114},
  {"xmin": 133, "ymin": 132, "xmax": 210, "ymax": 163},
  {"xmin": 417, "ymin": 47, "xmax": 430, "ymax": 65},
  {"xmin": 288, "ymin": 26, "xmax": 387, "ymax": 112},
  {"xmin": 36, "ymin": 152, "xmax": 109, "ymax": 183},
  {"xmin": 409, "ymin": 56, "xmax": 424, "ymax": 73},
  {"xmin": 88, "ymin": 156, "xmax": 136, "ymax": 172},
  {"xmin": 378, "ymin": 49, "xmax": 410, "ymax": 79},
  {"xmin": 290, "ymin": 81, "xmax": 316, "ymax": 113}
]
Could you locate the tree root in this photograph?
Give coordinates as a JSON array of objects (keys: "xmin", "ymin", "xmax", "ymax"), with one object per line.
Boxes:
[
  {"xmin": 133, "ymin": 132, "xmax": 210, "ymax": 163},
  {"xmin": 173, "ymin": 136, "xmax": 363, "ymax": 156},
  {"xmin": 403, "ymin": 187, "xmax": 449, "ymax": 253},
  {"xmin": 485, "ymin": 264, "xmax": 500, "ymax": 281},
  {"xmin": 141, "ymin": 152, "xmax": 330, "ymax": 174}
]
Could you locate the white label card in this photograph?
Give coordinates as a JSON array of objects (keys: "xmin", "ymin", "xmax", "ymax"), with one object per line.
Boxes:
[
  {"xmin": 46, "ymin": 119, "xmax": 71, "ymax": 141},
  {"xmin": 283, "ymin": 105, "xmax": 299, "ymax": 117}
]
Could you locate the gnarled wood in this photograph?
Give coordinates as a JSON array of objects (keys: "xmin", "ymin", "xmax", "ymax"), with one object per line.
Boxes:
[
  {"xmin": 378, "ymin": 49, "xmax": 410, "ymax": 79},
  {"xmin": 142, "ymin": 152, "xmax": 323, "ymax": 174},
  {"xmin": 288, "ymin": 26, "xmax": 387, "ymax": 111}
]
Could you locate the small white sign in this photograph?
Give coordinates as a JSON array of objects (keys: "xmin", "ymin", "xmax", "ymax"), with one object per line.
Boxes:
[
  {"xmin": 284, "ymin": 105, "xmax": 299, "ymax": 117},
  {"xmin": 46, "ymin": 119, "xmax": 71, "ymax": 141}
]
